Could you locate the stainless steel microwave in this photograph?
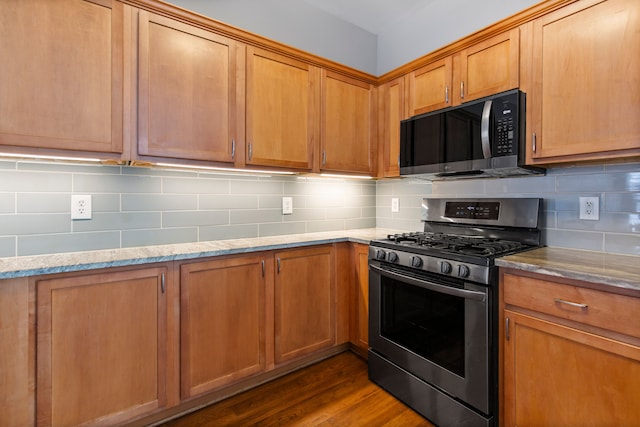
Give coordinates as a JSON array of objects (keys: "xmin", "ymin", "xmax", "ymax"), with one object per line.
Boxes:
[{"xmin": 399, "ymin": 89, "xmax": 544, "ymax": 180}]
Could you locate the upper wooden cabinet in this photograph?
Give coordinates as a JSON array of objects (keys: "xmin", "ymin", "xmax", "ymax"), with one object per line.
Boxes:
[
  {"xmin": 137, "ymin": 10, "xmax": 240, "ymax": 164},
  {"xmin": 0, "ymin": 0, "xmax": 124, "ymax": 156},
  {"xmin": 377, "ymin": 76, "xmax": 407, "ymax": 177},
  {"xmin": 407, "ymin": 29, "xmax": 519, "ymax": 116},
  {"xmin": 245, "ymin": 47, "xmax": 319, "ymax": 170},
  {"xmin": 321, "ymin": 71, "xmax": 375, "ymax": 174},
  {"xmin": 526, "ymin": 0, "xmax": 640, "ymax": 164},
  {"xmin": 36, "ymin": 266, "xmax": 170, "ymax": 426}
]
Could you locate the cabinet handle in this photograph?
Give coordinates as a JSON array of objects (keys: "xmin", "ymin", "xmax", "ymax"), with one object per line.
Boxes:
[
  {"xmin": 397, "ymin": 155, "xmax": 400, "ymax": 168},
  {"xmin": 277, "ymin": 258, "xmax": 281, "ymax": 274},
  {"xmin": 554, "ymin": 298, "xmax": 588, "ymax": 310},
  {"xmin": 231, "ymin": 138, "xmax": 236, "ymax": 160},
  {"xmin": 505, "ymin": 317, "xmax": 510, "ymax": 341},
  {"xmin": 248, "ymin": 143, "xmax": 253, "ymax": 161},
  {"xmin": 445, "ymin": 86, "xmax": 449, "ymax": 104},
  {"xmin": 261, "ymin": 260, "xmax": 265, "ymax": 277},
  {"xmin": 322, "ymin": 150, "xmax": 327, "ymax": 166},
  {"xmin": 460, "ymin": 81, "xmax": 464, "ymax": 99},
  {"xmin": 161, "ymin": 273, "xmax": 165, "ymax": 294},
  {"xmin": 532, "ymin": 133, "xmax": 537, "ymax": 153}
]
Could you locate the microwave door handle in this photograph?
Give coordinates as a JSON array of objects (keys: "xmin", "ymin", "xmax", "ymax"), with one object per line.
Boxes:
[
  {"xmin": 369, "ymin": 264, "xmax": 486, "ymax": 302},
  {"xmin": 481, "ymin": 99, "xmax": 492, "ymax": 158}
]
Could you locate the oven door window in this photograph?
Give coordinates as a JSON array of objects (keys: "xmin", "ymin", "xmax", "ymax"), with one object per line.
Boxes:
[{"xmin": 380, "ymin": 276, "xmax": 465, "ymax": 377}]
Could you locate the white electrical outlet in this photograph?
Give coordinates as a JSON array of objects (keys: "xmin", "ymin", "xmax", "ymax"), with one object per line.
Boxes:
[
  {"xmin": 282, "ymin": 197, "xmax": 293, "ymax": 215},
  {"xmin": 71, "ymin": 195, "xmax": 92, "ymax": 220},
  {"xmin": 391, "ymin": 198, "xmax": 399, "ymax": 213},
  {"xmin": 579, "ymin": 196, "xmax": 599, "ymax": 220}
]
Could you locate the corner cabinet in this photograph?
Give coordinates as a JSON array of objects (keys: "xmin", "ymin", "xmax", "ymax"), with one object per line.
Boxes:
[
  {"xmin": 407, "ymin": 28, "xmax": 519, "ymax": 116},
  {"xmin": 0, "ymin": 0, "xmax": 124, "ymax": 157},
  {"xmin": 321, "ymin": 71, "xmax": 375, "ymax": 175},
  {"xmin": 35, "ymin": 265, "xmax": 171, "ymax": 427},
  {"xmin": 274, "ymin": 246, "xmax": 336, "ymax": 364},
  {"xmin": 377, "ymin": 77, "xmax": 406, "ymax": 178},
  {"xmin": 500, "ymin": 269, "xmax": 640, "ymax": 426},
  {"xmin": 245, "ymin": 47, "xmax": 319, "ymax": 170},
  {"xmin": 179, "ymin": 254, "xmax": 273, "ymax": 399},
  {"xmin": 526, "ymin": 0, "xmax": 640, "ymax": 164},
  {"xmin": 137, "ymin": 10, "xmax": 240, "ymax": 164}
]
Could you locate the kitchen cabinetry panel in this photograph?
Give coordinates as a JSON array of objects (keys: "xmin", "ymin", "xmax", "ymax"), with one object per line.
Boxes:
[
  {"xmin": 378, "ymin": 77, "xmax": 406, "ymax": 177},
  {"xmin": 321, "ymin": 71, "xmax": 374, "ymax": 174},
  {"xmin": 0, "ymin": 278, "xmax": 33, "ymax": 427},
  {"xmin": 501, "ymin": 269, "xmax": 640, "ymax": 426},
  {"xmin": 36, "ymin": 266, "xmax": 169, "ymax": 426},
  {"xmin": 275, "ymin": 246, "xmax": 335, "ymax": 363},
  {"xmin": 0, "ymin": 0, "xmax": 123, "ymax": 155},
  {"xmin": 138, "ymin": 11, "xmax": 239, "ymax": 163},
  {"xmin": 179, "ymin": 254, "xmax": 273, "ymax": 398},
  {"xmin": 528, "ymin": 0, "xmax": 640, "ymax": 163},
  {"xmin": 407, "ymin": 58, "xmax": 452, "ymax": 116},
  {"xmin": 246, "ymin": 47, "xmax": 318, "ymax": 170},
  {"xmin": 350, "ymin": 243, "xmax": 370, "ymax": 357}
]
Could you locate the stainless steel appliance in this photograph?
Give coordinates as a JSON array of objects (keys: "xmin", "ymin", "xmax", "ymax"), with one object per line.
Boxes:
[
  {"xmin": 368, "ymin": 197, "xmax": 542, "ymax": 427},
  {"xmin": 400, "ymin": 90, "xmax": 544, "ymax": 180}
]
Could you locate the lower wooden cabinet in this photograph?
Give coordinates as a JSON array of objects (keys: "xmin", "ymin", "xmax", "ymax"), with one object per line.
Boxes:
[
  {"xmin": 501, "ymin": 270, "xmax": 640, "ymax": 426},
  {"xmin": 35, "ymin": 265, "xmax": 171, "ymax": 427},
  {"xmin": 350, "ymin": 243, "xmax": 370, "ymax": 357},
  {"xmin": 274, "ymin": 246, "xmax": 335, "ymax": 364},
  {"xmin": 179, "ymin": 254, "xmax": 274, "ymax": 399}
]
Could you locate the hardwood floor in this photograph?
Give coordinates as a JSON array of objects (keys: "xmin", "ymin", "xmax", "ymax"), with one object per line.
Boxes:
[{"xmin": 160, "ymin": 351, "xmax": 434, "ymax": 426}]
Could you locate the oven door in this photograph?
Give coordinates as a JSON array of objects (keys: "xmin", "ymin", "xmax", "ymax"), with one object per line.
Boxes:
[{"xmin": 369, "ymin": 262, "xmax": 492, "ymax": 415}]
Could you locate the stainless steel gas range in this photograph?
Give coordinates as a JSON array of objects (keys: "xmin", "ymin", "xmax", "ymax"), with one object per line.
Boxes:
[{"xmin": 368, "ymin": 197, "xmax": 542, "ymax": 427}]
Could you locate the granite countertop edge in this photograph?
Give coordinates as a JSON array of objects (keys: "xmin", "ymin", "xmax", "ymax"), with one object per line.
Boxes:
[
  {"xmin": 0, "ymin": 228, "xmax": 400, "ymax": 280},
  {"xmin": 496, "ymin": 247, "xmax": 640, "ymax": 294}
]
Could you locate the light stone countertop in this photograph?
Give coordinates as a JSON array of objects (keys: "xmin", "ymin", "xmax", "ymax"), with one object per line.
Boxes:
[
  {"xmin": 0, "ymin": 228, "xmax": 401, "ymax": 279},
  {"xmin": 496, "ymin": 247, "xmax": 640, "ymax": 294}
]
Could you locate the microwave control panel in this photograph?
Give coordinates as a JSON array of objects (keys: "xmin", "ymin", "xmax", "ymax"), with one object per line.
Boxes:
[{"xmin": 496, "ymin": 115, "xmax": 514, "ymax": 155}]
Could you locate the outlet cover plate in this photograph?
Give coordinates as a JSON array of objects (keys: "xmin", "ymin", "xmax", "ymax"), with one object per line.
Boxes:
[
  {"xmin": 391, "ymin": 198, "xmax": 399, "ymax": 213},
  {"xmin": 282, "ymin": 197, "xmax": 293, "ymax": 215},
  {"xmin": 579, "ymin": 196, "xmax": 599, "ymax": 220},
  {"xmin": 71, "ymin": 195, "xmax": 92, "ymax": 220}
]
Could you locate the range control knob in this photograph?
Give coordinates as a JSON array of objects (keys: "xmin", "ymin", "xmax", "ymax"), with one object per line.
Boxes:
[
  {"xmin": 375, "ymin": 249, "xmax": 386, "ymax": 260},
  {"xmin": 457, "ymin": 264, "xmax": 470, "ymax": 278},
  {"xmin": 410, "ymin": 256, "xmax": 423, "ymax": 268},
  {"xmin": 387, "ymin": 252, "xmax": 399, "ymax": 263},
  {"xmin": 439, "ymin": 261, "xmax": 452, "ymax": 274}
]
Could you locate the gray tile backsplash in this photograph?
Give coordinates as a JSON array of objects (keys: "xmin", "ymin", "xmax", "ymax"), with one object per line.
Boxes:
[
  {"xmin": 0, "ymin": 161, "xmax": 376, "ymax": 257},
  {"xmin": 376, "ymin": 163, "xmax": 640, "ymax": 256},
  {"xmin": 0, "ymin": 160, "xmax": 638, "ymax": 257}
]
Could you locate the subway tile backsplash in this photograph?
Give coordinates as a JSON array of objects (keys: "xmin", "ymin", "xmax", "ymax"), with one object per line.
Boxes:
[
  {"xmin": 0, "ymin": 160, "xmax": 376, "ymax": 257},
  {"xmin": 376, "ymin": 163, "xmax": 640, "ymax": 256},
  {"xmin": 0, "ymin": 160, "xmax": 638, "ymax": 257}
]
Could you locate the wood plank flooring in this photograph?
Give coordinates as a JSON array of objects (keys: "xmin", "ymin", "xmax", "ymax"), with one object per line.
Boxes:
[{"xmin": 160, "ymin": 351, "xmax": 435, "ymax": 426}]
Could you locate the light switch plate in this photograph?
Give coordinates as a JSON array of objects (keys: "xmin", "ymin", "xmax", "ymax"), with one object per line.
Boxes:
[{"xmin": 282, "ymin": 197, "xmax": 293, "ymax": 215}]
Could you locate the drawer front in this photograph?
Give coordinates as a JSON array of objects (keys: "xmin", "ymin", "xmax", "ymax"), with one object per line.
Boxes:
[{"xmin": 503, "ymin": 273, "xmax": 640, "ymax": 338}]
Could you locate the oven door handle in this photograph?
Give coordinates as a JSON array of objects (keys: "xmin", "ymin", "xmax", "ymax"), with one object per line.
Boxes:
[{"xmin": 370, "ymin": 264, "xmax": 486, "ymax": 302}]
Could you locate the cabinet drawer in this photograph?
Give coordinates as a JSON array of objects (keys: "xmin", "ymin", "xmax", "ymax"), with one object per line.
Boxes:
[{"xmin": 503, "ymin": 273, "xmax": 640, "ymax": 339}]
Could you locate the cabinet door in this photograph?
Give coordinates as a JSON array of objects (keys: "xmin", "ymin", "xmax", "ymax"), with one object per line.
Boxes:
[
  {"xmin": 138, "ymin": 11, "xmax": 238, "ymax": 163},
  {"xmin": 503, "ymin": 310, "xmax": 640, "ymax": 426},
  {"xmin": 321, "ymin": 71, "xmax": 374, "ymax": 174},
  {"xmin": 246, "ymin": 47, "xmax": 319, "ymax": 170},
  {"xmin": 378, "ymin": 77, "xmax": 406, "ymax": 177},
  {"xmin": 0, "ymin": 0, "xmax": 123, "ymax": 155},
  {"xmin": 529, "ymin": 0, "xmax": 640, "ymax": 162},
  {"xmin": 350, "ymin": 244, "xmax": 370, "ymax": 357},
  {"xmin": 36, "ymin": 266, "xmax": 168, "ymax": 427},
  {"xmin": 274, "ymin": 246, "xmax": 335, "ymax": 364},
  {"xmin": 407, "ymin": 57, "xmax": 452, "ymax": 116},
  {"xmin": 457, "ymin": 28, "xmax": 519, "ymax": 104},
  {"xmin": 179, "ymin": 254, "xmax": 272, "ymax": 398}
]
